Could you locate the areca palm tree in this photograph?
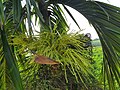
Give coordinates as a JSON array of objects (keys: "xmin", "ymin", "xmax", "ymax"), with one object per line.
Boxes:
[{"xmin": 0, "ymin": 0, "xmax": 120, "ymax": 90}]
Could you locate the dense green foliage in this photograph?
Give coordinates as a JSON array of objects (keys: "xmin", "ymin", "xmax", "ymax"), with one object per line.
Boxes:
[
  {"xmin": 92, "ymin": 46, "xmax": 120, "ymax": 90},
  {"xmin": 92, "ymin": 46, "xmax": 103, "ymax": 80},
  {"xmin": 11, "ymin": 30, "xmax": 95, "ymax": 90},
  {"xmin": 0, "ymin": 0, "xmax": 120, "ymax": 90},
  {"xmin": 92, "ymin": 39, "xmax": 101, "ymax": 47}
]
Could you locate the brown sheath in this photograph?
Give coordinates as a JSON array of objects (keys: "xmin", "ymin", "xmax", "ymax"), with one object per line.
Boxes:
[{"xmin": 34, "ymin": 55, "xmax": 59, "ymax": 65}]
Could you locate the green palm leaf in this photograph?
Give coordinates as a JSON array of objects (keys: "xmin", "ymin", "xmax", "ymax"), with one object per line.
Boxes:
[
  {"xmin": 0, "ymin": 27, "xmax": 23, "ymax": 90},
  {"xmin": 57, "ymin": 0, "xmax": 120, "ymax": 90},
  {"xmin": 0, "ymin": 0, "xmax": 23, "ymax": 89}
]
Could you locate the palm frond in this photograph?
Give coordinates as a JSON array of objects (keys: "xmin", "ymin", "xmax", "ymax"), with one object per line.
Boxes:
[
  {"xmin": 0, "ymin": 27, "xmax": 23, "ymax": 90},
  {"xmin": 57, "ymin": 0, "xmax": 120, "ymax": 89},
  {"xmin": 62, "ymin": 4, "xmax": 81, "ymax": 30},
  {"xmin": 0, "ymin": 1, "xmax": 23, "ymax": 89}
]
